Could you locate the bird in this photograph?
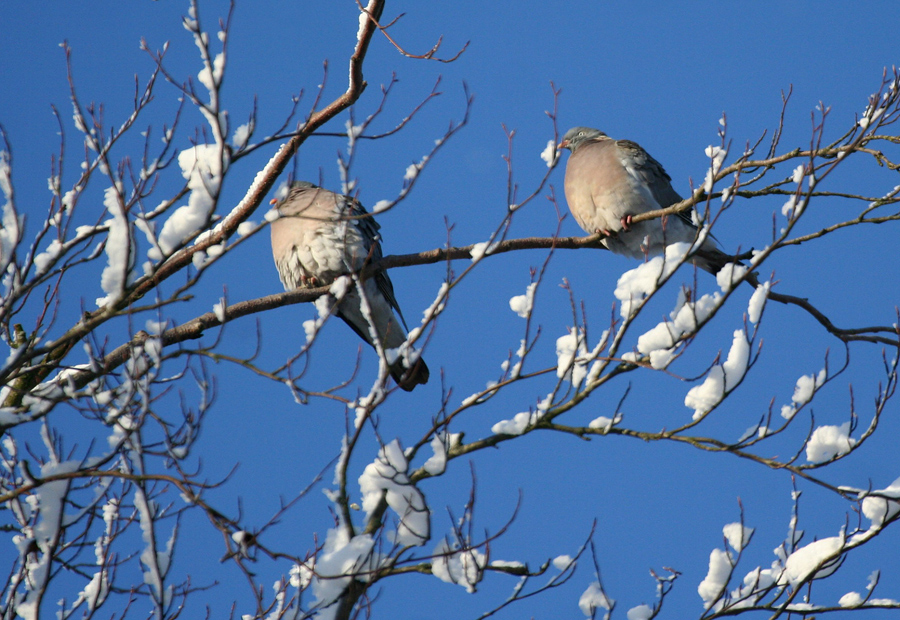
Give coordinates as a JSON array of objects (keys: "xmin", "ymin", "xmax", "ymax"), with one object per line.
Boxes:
[
  {"xmin": 557, "ymin": 126, "xmax": 751, "ymax": 282},
  {"xmin": 269, "ymin": 181, "xmax": 429, "ymax": 391}
]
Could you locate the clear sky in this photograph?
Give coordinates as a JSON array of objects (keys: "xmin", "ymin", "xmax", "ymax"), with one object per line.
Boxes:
[{"xmin": 2, "ymin": 1, "xmax": 899, "ymax": 618}]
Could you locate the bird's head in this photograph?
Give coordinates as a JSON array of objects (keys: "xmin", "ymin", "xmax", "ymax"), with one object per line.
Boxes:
[
  {"xmin": 270, "ymin": 180, "xmax": 319, "ymax": 205},
  {"xmin": 558, "ymin": 127, "xmax": 607, "ymax": 153}
]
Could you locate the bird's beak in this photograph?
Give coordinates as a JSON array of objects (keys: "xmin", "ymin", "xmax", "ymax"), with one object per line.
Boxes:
[
  {"xmin": 557, "ymin": 139, "xmax": 569, "ymax": 150},
  {"xmin": 269, "ymin": 198, "xmax": 278, "ymax": 205}
]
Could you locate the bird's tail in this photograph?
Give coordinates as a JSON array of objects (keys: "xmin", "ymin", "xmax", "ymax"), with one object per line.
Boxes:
[
  {"xmin": 692, "ymin": 247, "xmax": 760, "ymax": 288},
  {"xmin": 392, "ymin": 357, "xmax": 430, "ymax": 392},
  {"xmin": 335, "ymin": 288, "xmax": 430, "ymax": 392}
]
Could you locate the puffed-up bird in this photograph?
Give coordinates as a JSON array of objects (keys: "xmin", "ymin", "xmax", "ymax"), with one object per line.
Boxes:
[
  {"xmin": 270, "ymin": 181, "xmax": 429, "ymax": 391},
  {"xmin": 558, "ymin": 126, "xmax": 749, "ymax": 280}
]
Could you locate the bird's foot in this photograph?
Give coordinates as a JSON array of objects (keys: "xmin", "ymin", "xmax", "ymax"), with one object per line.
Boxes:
[{"xmin": 620, "ymin": 215, "xmax": 633, "ymax": 231}]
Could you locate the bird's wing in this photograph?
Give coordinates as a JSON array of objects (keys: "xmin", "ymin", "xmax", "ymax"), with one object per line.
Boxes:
[
  {"xmin": 338, "ymin": 195, "xmax": 409, "ymax": 331},
  {"xmin": 615, "ymin": 139, "xmax": 695, "ymax": 229}
]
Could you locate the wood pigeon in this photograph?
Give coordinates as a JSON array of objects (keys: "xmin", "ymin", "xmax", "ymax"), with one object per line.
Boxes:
[
  {"xmin": 558, "ymin": 126, "xmax": 749, "ymax": 280},
  {"xmin": 270, "ymin": 181, "xmax": 429, "ymax": 391}
]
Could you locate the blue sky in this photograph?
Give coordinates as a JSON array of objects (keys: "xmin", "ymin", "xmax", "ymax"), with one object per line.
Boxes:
[{"xmin": 2, "ymin": 1, "xmax": 900, "ymax": 618}]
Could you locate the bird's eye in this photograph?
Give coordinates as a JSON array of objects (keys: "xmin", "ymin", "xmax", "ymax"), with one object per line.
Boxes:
[{"xmin": 578, "ymin": 131, "xmax": 585, "ymax": 137}]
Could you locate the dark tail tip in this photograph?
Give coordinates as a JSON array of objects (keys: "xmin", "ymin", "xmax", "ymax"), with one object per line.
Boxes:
[
  {"xmin": 693, "ymin": 249, "xmax": 760, "ymax": 289},
  {"xmin": 393, "ymin": 357, "xmax": 430, "ymax": 392}
]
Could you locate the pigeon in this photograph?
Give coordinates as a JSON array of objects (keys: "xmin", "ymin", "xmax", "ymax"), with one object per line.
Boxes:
[
  {"xmin": 270, "ymin": 181, "xmax": 428, "ymax": 391},
  {"xmin": 558, "ymin": 126, "xmax": 750, "ymax": 281}
]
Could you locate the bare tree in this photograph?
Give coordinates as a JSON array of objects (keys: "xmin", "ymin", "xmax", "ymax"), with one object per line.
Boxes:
[{"xmin": 2, "ymin": 2, "xmax": 900, "ymax": 619}]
